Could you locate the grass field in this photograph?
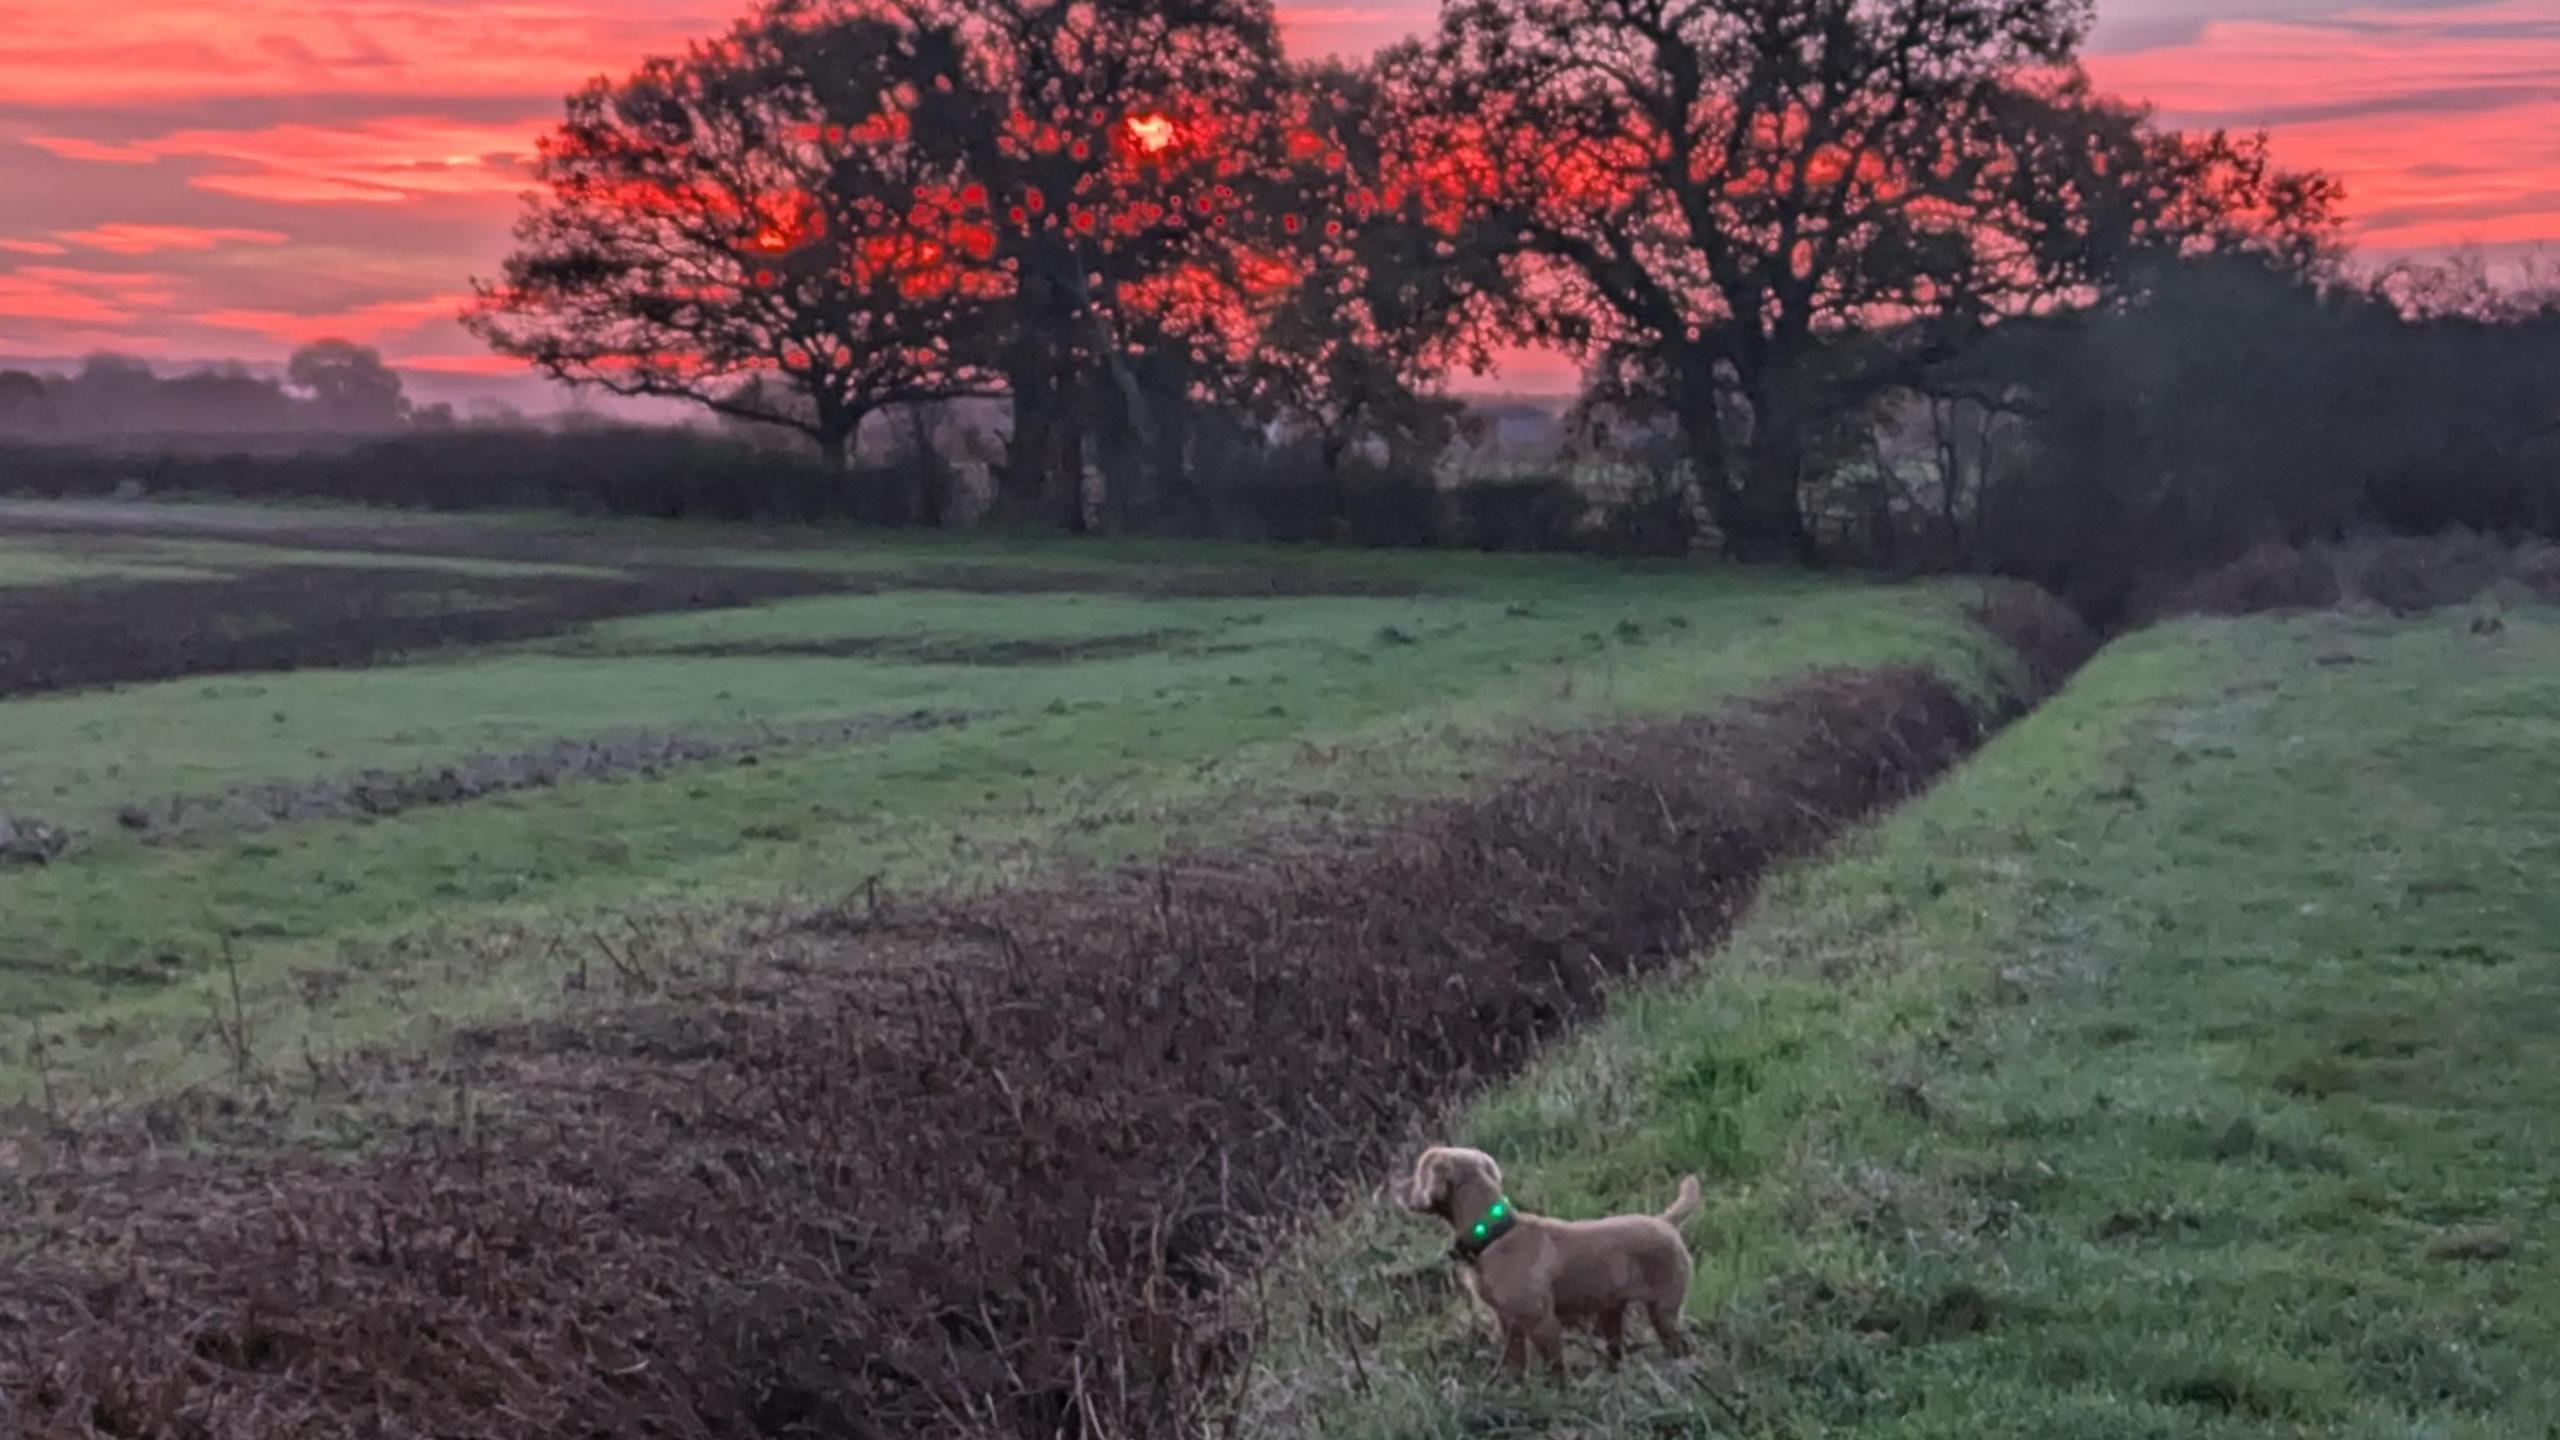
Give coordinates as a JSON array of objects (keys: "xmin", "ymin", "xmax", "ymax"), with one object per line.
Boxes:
[
  {"xmin": 0, "ymin": 499, "xmax": 2031, "ymax": 1111},
  {"xmin": 14, "ymin": 496, "xmax": 2547, "ymax": 1440},
  {"xmin": 1243, "ymin": 606, "xmax": 2560, "ymax": 1437}
]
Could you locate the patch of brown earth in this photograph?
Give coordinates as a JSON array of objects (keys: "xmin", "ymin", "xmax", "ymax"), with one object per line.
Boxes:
[
  {"xmin": 0, "ymin": 552, "xmax": 1396, "ymax": 697},
  {"xmin": 103, "ymin": 709, "xmax": 966, "ymax": 844},
  {"xmin": 0, "ymin": 564, "xmax": 855, "ymax": 698}
]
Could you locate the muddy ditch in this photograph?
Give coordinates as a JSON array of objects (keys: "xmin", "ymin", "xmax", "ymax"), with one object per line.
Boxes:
[{"xmin": 0, "ymin": 593, "xmax": 2092, "ymax": 1440}]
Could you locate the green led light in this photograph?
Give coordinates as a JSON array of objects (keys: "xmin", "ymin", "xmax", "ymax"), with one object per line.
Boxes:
[
  {"xmin": 1491, "ymin": 1203, "xmax": 1506, "ymax": 1217},
  {"xmin": 1473, "ymin": 1223, "xmax": 1487, "ymax": 1238}
]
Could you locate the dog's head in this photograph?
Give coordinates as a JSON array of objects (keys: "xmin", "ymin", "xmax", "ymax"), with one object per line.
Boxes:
[{"xmin": 1396, "ymin": 1146, "xmax": 1501, "ymax": 1218}]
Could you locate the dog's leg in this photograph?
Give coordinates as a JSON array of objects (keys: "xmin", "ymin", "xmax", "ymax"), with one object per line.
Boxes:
[
  {"xmin": 1530, "ymin": 1314, "xmax": 1568, "ymax": 1384},
  {"xmin": 1646, "ymin": 1299, "xmax": 1690, "ymax": 1357},
  {"xmin": 1596, "ymin": 1305, "xmax": 1627, "ymax": 1370},
  {"xmin": 1499, "ymin": 1318, "xmax": 1528, "ymax": 1378},
  {"xmin": 1458, "ymin": 1266, "xmax": 1502, "ymax": 1345}
]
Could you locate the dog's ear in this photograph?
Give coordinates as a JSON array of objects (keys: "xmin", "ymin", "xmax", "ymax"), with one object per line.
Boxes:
[{"xmin": 1400, "ymin": 1148, "xmax": 1449, "ymax": 1213}]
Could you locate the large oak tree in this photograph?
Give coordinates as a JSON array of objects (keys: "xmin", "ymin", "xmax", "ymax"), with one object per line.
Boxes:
[
  {"xmin": 1410, "ymin": 0, "xmax": 2338, "ymax": 557},
  {"xmin": 468, "ymin": 6, "xmax": 1008, "ymax": 474}
]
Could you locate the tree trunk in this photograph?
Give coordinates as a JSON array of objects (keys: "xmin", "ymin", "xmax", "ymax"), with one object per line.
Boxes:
[
  {"xmin": 1001, "ymin": 339, "xmax": 1061, "ymax": 523},
  {"xmin": 905, "ymin": 404, "xmax": 945, "ymax": 528},
  {"xmin": 1667, "ymin": 363, "xmax": 1726, "ymax": 555},
  {"xmin": 1071, "ymin": 265, "xmax": 1161, "ymax": 534},
  {"xmin": 1729, "ymin": 439, "xmax": 1811, "ymax": 563},
  {"xmin": 1729, "ymin": 383, "xmax": 1811, "ymax": 563},
  {"xmin": 1001, "ymin": 250, "xmax": 1091, "ymax": 530}
]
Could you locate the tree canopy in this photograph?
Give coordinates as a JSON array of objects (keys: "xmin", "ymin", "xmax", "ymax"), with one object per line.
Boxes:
[
  {"xmin": 1402, "ymin": 0, "xmax": 2339, "ymax": 555},
  {"xmin": 473, "ymin": 0, "xmax": 2341, "ymax": 552}
]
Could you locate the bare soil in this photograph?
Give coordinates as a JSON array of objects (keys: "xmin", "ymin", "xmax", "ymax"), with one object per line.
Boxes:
[
  {"xmin": 0, "ymin": 586, "xmax": 2094, "ymax": 1440},
  {"xmin": 6, "ymin": 505, "xmax": 1418, "ymax": 595},
  {"xmin": 0, "ymin": 563, "xmax": 855, "ymax": 698},
  {"xmin": 0, "ymin": 505, "xmax": 1415, "ymax": 696},
  {"xmin": 104, "ymin": 709, "xmax": 967, "ymax": 844}
]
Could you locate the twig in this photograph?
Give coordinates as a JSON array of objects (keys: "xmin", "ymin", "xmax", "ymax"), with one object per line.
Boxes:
[
  {"xmin": 589, "ymin": 931, "xmax": 646, "ymax": 990},
  {"xmin": 25, "ymin": 1016, "xmax": 57, "ymax": 1129},
  {"xmin": 215, "ymin": 936, "xmax": 253, "ymax": 1086}
]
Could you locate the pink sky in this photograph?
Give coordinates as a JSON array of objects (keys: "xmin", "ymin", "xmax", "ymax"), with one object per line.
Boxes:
[{"xmin": 4, "ymin": 0, "xmax": 2556, "ymax": 398}]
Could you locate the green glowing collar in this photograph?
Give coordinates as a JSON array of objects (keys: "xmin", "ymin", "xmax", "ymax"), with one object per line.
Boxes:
[{"xmin": 1451, "ymin": 1194, "xmax": 1518, "ymax": 1264}]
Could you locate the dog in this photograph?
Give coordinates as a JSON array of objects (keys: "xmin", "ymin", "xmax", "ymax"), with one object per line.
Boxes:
[{"xmin": 1395, "ymin": 1145, "xmax": 1699, "ymax": 1381}]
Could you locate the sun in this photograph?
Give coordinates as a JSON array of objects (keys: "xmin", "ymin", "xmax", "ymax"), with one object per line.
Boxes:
[{"xmin": 1125, "ymin": 113, "xmax": 1178, "ymax": 154}]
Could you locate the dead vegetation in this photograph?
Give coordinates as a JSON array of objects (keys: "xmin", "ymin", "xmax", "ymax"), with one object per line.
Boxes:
[
  {"xmin": 0, "ymin": 814, "xmax": 68, "ymax": 866},
  {"xmin": 0, "ymin": 596, "xmax": 2086, "ymax": 1440},
  {"xmin": 101, "ymin": 710, "xmax": 966, "ymax": 844},
  {"xmin": 2154, "ymin": 532, "xmax": 2560, "ymax": 620}
]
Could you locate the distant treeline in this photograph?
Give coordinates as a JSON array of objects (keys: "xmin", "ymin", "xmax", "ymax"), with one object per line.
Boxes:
[
  {"xmin": 9, "ymin": 264, "xmax": 2558, "ymax": 622},
  {"xmin": 10, "ymin": 250, "xmax": 2560, "ymax": 619},
  {"xmin": 0, "ymin": 419, "xmax": 1673, "ymax": 557},
  {"xmin": 1866, "ymin": 253, "xmax": 2560, "ymax": 620},
  {"xmin": 0, "ymin": 343, "xmax": 433, "ymax": 442}
]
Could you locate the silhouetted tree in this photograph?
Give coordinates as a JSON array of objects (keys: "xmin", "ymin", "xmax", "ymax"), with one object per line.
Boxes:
[
  {"xmin": 1215, "ymin": 57, "xmax": 1496, "ymax": 478},
  {"xmin": 0, "ymin": 370, "xmax": 46, "ymax": 434},
  {"xmin": 286, "ymin": 340, "xmax": 410, "ymax": 430},
  {"xmin": 470, "ymin": 6, "xmax": 1009, "ymax": 473},
  {"xmin": 1936, "ymin": 249, "xmax": 2560, "ymax": 619},
  {"xmin": 1412, "ymin": 0, "xmax": 2339, "ymax": 557},
  {"xmin": 842, "ymin": 0, "xmax": 1289, "ymax": 528}
]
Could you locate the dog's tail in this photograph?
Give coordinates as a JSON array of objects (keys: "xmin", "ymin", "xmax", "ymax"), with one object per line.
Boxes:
[{"xmin": 1662, "ymin": 1174, "xmax": 1702, "ymax": 1226}]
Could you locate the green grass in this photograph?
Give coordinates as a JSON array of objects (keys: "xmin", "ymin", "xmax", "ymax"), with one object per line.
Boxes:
[
  {"xmin": 116, "ymin": 536, "xmax": 628, "ymax": 579},
  {"xmin": 0, "ymin": 537, "xmax": 228, "ymax": 586},
  {"xmin": 1242, "ymin": 607, "xmax": 2560, "ymax": 1439},
  {"xmin": 1, "ymin": 518, "xmax": 2029, "ymax": 1111}
]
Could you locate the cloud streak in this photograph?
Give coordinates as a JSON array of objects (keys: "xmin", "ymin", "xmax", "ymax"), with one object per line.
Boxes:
[
  {"xmin": 29, "ymin": 117, "xmax": 543, "ymax": 206},
  {"xmin": 55, "ymin": 223, "xmax": 290, "ymax": 254},
  {"xmin": 3, "ymin": 1, "xmax": 731, "ymax": 108},
  {"xmin": 0, "ymin": 267, "xmax": 178, "ymax": 326},
  {"xmin": 197, "ymin": 291, "xmax": 473, "ymax": 345}
]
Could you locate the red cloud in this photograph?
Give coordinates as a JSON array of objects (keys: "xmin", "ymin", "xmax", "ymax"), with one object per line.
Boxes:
[
  {"xmin": 26, "ymin": 136, "xmax": 159, "ymax": 165},
  {"xmin": 397, "ymin": 352, "xmax": 536, "ymax": 376},
  {"xmin": 196, "ymin": 291, "xmax": 472, "ymax": 344},
  {"xmin": 0, "ymin": 281, "xmax": 135, "ymax": 324},
  {"xmin": 58, "ymin": 223, "xmax": 290, "ymax": 254},
  {"xmin": 33, "ymin": 117, "xmax": 544, "ymax": 207},
  {"xmin": 0, "ymin": 330, "xmax": 175, "ymax": 358},
  {"xmin": 4, "ymin": 1, "xmax": 731, "ymax": 107},
  {"xmin": 0, "ymin": 239, "xmax": 71, "ymax": 256},
  {"xmin": 0, "ymin": 267, "xmax": 178, "ymax": 324},
  {"xmin": 2087, "ymin": 3, "xmax": 2560, "ymax": 257}
]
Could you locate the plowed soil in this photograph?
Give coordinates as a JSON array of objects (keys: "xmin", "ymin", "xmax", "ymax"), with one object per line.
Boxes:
[{"xmin": 0, "ymin": 563, "xmax": 853, "ymax": 698}]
